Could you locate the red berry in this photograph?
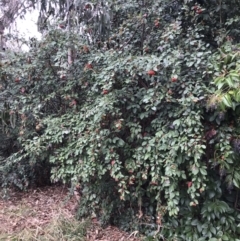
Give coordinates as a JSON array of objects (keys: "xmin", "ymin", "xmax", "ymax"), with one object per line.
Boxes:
[
  {"xmin": 171, "ymin": 77, "xmax": 178, "ymax": 82},
  {"xmin": 84, "ymin": 63, "xmax": 93, "ymax": 71},
  {"xmin": 83, "ymin": 46, "xmax": 90, "ymax": 53},
  {"xmin": 147, "ymin": 70, "xmax": 156, "ymax": 76},
  {"xmin": 85, "ymin": 63, "xmax": 93, "ymax": 69},
  {"xmin": 154, "ymin": 21, "xmax": 160, "ymax": 27},
  {"xmin": 60, "ymin": 74, "xmax": 66, "ymax": 80},
  {"xmin": 102, "ymin": 89, "xmax": 108, "ymax": 95},
  {"xmin": 85, "ymin": 3, "xmax": 92, "ymax": 9},
  {"xmin": 70, "ymin": 100, "xmax": 77, "ymax": 106},
  {"xmin": 144, "ymin": 47, "xmax": 149, "ymax": 52}
]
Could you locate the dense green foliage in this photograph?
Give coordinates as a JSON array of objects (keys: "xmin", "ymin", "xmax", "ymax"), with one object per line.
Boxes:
[{"xmin": 1, "ymin": 0, "xmax": 240, "ymax": 240}]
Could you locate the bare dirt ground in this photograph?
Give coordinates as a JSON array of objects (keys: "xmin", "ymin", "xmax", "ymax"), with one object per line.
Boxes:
[{"xmin": 0, "ymin": 185, "xmax": 142, "ymax": 241}]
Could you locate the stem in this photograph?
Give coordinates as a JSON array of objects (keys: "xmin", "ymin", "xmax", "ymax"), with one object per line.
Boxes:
[
  {"xmin": 140, "ymin": 0, "xmax": 146, "ymax": 55},
  {"xmin": 0, "ymin": 23, "xmax": 4, "ymax": 61},
  {"xmin": 219, "ymin": 0, "xmax": 222, "ymax": 28},
  {"xmin": 235, "ymin": 190, "xmax": 239, "ymax": 209}
]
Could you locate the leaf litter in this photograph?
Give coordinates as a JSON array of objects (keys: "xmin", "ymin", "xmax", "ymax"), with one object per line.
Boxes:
[{"xmin": 0, "ymin": 185, "xmax": 142, "ymax": 241}]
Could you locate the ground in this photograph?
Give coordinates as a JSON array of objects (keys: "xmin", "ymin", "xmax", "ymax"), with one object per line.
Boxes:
[{"xmin": 0, "ymin": 185, "xmax": 142, "ymax": 241}]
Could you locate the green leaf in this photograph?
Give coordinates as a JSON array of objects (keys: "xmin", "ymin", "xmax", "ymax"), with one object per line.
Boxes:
[
  {"xmin": 222, "ymin": 94, "xmax": 232, "ymax": 108},
  {"xmin": 222, "ymin": 235, "xmax": 229, "ymax": 240},
  {"xmin": 173, "ymin": 119, "xmax": 180, "ymax": 127},
  {"xmin": 200, "ymin": 168, "xmax": 207, "ymax": 175},
  {"xmin": 233, "ymin": 179, "xmax": 240, "ymax": 188},
  {"xmin": 226, "ymin": 77, "xmax": 234, "ymax": 88}
]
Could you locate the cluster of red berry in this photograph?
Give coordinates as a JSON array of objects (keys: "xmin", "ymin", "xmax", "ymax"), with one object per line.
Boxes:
[{"xmin": 193, "ymin": 5, "xmax": 203, "ymax": 14}]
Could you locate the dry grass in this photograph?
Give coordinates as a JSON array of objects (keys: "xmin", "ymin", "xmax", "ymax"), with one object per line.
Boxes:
[
  {"xmin": 0, "ymin": 213, "xmax": 89, "ymax": 241},
  {"xmin": 0, "ymin": 186, "xmax": 143, "ymax": 241},
  {"xmin": 0, "ymin": 185, "xmax": 87, "ymax": 241}
]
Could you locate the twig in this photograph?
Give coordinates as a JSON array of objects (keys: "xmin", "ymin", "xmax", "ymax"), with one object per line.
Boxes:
[
  {"xmin": 127, "ymin": 230, "xmax": 139, "ymax": 240},
  {"xmin": 235, "ymin": 189, "xmax": 239, "ymax": 209}
]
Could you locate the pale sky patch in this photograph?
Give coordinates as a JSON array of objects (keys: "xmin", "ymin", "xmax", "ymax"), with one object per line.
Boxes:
[{"xmin": 7, "ymin": 9, "xmax": 41, "ymax": 51}]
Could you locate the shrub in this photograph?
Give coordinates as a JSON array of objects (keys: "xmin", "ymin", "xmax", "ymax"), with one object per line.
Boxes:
[{"xmin": 1, "ymin": 0, "xmax": 240, "ymax": 240}]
